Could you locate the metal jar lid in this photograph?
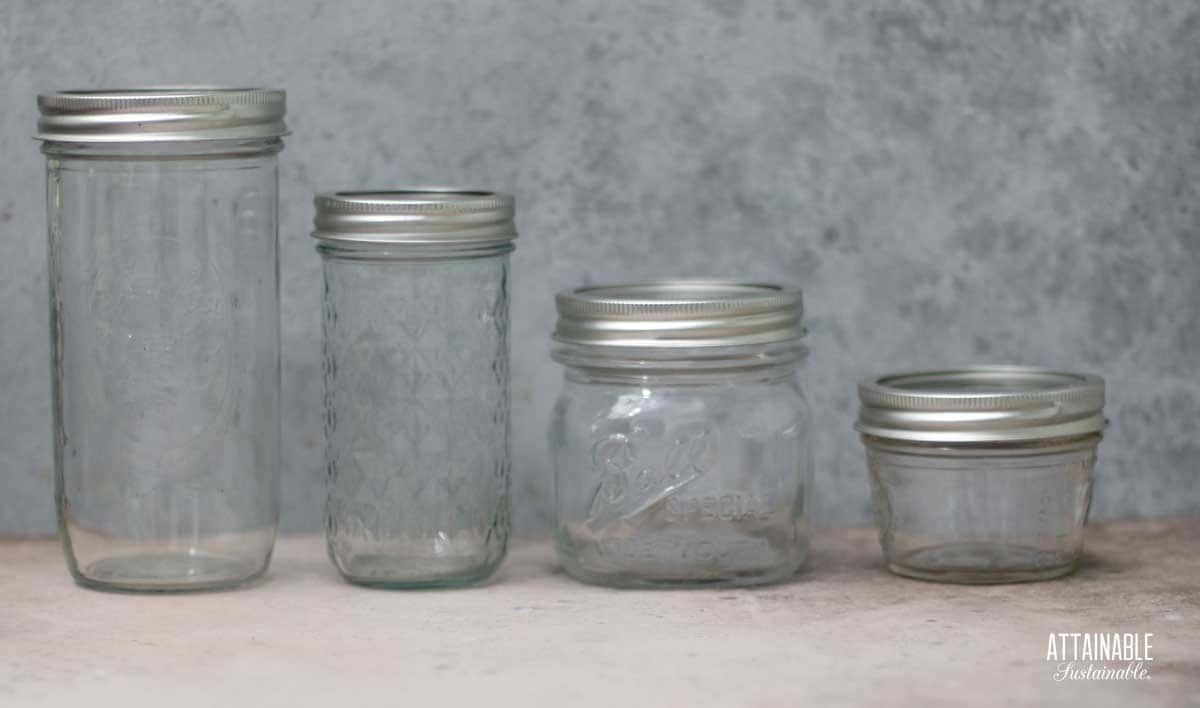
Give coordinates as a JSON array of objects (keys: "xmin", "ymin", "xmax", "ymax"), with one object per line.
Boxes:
[
  {"xmin": 855, "ymin": 367, "xmax": 1106, "ymax": 444},
  {"xmin": 312, "ymin": 190, "xmax": 516, "ymax": 256},
  {"xmin": 36, "ymin": 88, "xmax": 287, "ymax": 143},
  {"xmin": 552, "ymin": 280, "xmax": 803, "ymax": 351}
]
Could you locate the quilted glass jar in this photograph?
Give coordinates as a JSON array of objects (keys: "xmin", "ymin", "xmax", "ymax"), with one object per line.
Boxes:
[
  {"xmin": 315, "ymin": 190, "xmax": 515, "ymax": 588},
  {"xmin": 856, "ymin": 368, "xmax": 1106, "ymax": 584},
  {"xmin": 38, "ymin": 89, "xmax": 287, "ymax": 592},
  {"xmin": 550, "ymin": 281, "xmax": 812, "ymax": 588}
]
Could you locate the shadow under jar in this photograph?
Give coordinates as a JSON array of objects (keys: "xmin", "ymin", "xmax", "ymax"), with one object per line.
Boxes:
[
  {"xmin": 315, "ymin": 190, "xmax": 515, "ymax": 588},
  {"xmin": 38, "ymin": 89, "xmax": 287, "ymax": 592},
  {"xmin": 550, "ymin": 281, "xmax": 813, "ymax": 588},
  {"xmin": 855, "ymin": 368, "xmax": 1106, "ymax": 584}
]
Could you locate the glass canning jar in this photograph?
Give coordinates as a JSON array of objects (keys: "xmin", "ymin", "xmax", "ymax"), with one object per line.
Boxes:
[
  {"xmin": 314, "ymin": 190, "xmax": 515, "ymax": 588},
  {"xmin": 855, "ymin": 367, "xmax": 1106, "ymax": 584},
  {"xmin": 37, "ymin": 89, "xmax": 287, "ymax": 591},
  {"xmin": 550, "ymin": 281, "xmax": 812, "ymax": 588}
]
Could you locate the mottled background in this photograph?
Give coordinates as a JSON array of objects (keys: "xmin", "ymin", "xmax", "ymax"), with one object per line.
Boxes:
[{"xmin": 1, "ymin": 0, "xmax": 1198, "ymax": 535}]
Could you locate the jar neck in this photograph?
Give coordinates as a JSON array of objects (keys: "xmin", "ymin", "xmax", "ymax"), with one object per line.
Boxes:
[
  {"xmin": 554, "ymin": 340, "xmax": 805, "ymax": 386},
  {"xmin": 316, "ymin": 241, "xmax": 514, "ymax": 263},
  {"xmin": 40, "ymin": 137, "xmax": 284, "ymax": 160},
  {"xmin": 860, "ymin": 432, "xmax": 1102, "ymax": 458},
  {"xmin": 563, "ymin": 363, "xmax": 798, "ymax": 386}
]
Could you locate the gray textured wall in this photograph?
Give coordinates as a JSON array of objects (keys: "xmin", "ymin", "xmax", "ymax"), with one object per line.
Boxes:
[{"xmin": 1, "ymin": 0, "xmax": 1198, "ymax": 535}]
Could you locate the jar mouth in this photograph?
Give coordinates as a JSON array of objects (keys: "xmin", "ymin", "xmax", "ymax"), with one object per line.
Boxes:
[
  {"xmin": 311, "ymin": 188, "xmax": 516, "ymax": 257},
  {"xmin": 328, "ymin": 189, "xmax": 500, "ymax": 202},
  {"xmin": 46, "ymin": 87, "xmax": 268, "ymax": 99},
  {"xmin": 559, "ymin": 280, "xmax": 798, "ymax": 310},
  {"xmin": 36, "ymin": 88, "xmax": 287, "ymax": 143},
  {"xmin": 855, "ymin": 366, "xmax": 1106, "ymax": 444},
  {"xmin": 553, "ymin": 279, "xmax": 803, "ymax": 351}
]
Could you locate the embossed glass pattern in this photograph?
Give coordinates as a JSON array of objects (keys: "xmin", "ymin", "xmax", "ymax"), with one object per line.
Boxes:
[
  {"xmin": 41, "ymin": 89, "xmax": 286, "ymax": 592},
  {"xmin": 551, "ymin": 282, "xmax": 812, "ymax": 588},
  {"xmin": 316, "ymin": 191, "xmax": 514, "ymax": 588},
  {"xmin": 864, "ymin": 438, "xmax": 1096, "ymax": 584}
]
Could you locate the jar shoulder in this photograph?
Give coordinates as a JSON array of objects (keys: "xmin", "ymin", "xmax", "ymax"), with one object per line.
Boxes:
[{"xmin": 551, "ymin": 375, "xmax": 810, "ymax": 441}]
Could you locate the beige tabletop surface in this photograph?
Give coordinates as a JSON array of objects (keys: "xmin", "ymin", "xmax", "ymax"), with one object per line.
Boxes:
[{"xmin": 2, "ymin": 520, "xmax": 1198, "ymax": 708}]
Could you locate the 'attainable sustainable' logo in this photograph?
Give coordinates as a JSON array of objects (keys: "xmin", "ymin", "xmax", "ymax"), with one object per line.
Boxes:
[{"xmin": 1045, "ymin": 632, "xmax": 1153, "ymax": 681}]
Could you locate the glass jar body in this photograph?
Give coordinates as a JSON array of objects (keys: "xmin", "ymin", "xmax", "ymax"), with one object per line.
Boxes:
[
  {"xmin": 46, "ymin": 140, "xmax": 282, "ymax": 592},
  {"xmin": 863, "ymin": 435, "xmax": 1098, "ymax": 584},
  {"xmin": 552, "ymin": 364, "xmax": 812, "ymax": 588},
  {"xmin": 321, "ymin": 248, "xmax": 511, "ymax": 588}
]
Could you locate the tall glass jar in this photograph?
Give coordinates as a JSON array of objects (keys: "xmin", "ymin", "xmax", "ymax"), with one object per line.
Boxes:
[
  {"xmin": 37, "ymin": 89, "xmax": 287, "ymax": 591},
  {"xmin": 314, "ymin": 190, "xmax": 515, "ymax": 588},
  {"xmin": 550, "ymin": 281, "xmax": 812, "ymax": 588}
]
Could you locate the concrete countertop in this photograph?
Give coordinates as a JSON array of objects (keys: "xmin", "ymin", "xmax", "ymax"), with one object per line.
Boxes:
[{"xmin": 2, "ymin": 520, "xmax": 1198, "ymax": 708}]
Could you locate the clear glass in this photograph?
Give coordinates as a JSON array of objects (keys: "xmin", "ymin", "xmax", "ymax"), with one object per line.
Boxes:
[
  {"xmin": 320, "ymin": 245, "xmax": 511, "ymax": 588},
  {"xmin": 551, "ymin": 358, "xmax": 812, "ymax": 588},
  {"xmin": 46, "ymin": 139, "xmax": 282, "ymax": 592},
  {"xmin": 863, "ymin": 434, "xmax": 1098, "ymax": 584}
]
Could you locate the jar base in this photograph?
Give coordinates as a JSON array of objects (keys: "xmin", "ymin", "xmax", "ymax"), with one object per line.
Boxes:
[
  {"xmin": 560, "ymin": 564, "xmax": 799, "ymax": 589},
  {"xmin": 884, "ymin": 542, "xmax": 1079, "ymax": 584},
  {"xmin": 70, "ymin": 550, "xmax": 269, "ymax": 593},
  {"xmin": 555, "ymin": 528, "xmax": 806, "ymax": 589},
  {"xmin": 333, "ymin": 552, "xmax": 504, "ymax": 590}
]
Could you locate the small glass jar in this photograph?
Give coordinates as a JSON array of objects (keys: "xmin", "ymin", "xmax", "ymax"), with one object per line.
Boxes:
[
  {"xmin": 855, "ymin": 367, "xmax": 1106, "ymax": 584},
  {"xmin": 315, "ymin": 190, "xmax": 515, "ymax": 588},
  {"xmin": 38, "ymin": 89, "xmax": 287, "ymax": 592},
  {"xmin": 550, "ymin": 281, "xmax": 812, "ymax": 588}
]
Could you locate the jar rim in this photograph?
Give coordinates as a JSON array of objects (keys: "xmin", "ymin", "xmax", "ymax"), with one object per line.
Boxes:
[
  {"xmin": 855, "ymin": 366, "xmax": 1106, "ymax": 444},
  {"xmin": 36, "ymin": 87, "xmax": 287, "ymax": 143},
  {"xmin": 311, "ymin": 189, "xmax": 517, "ymax": 256},
  {"xmin": 552, "ymin": 280, "xmax": 803, "ymax": 353}
]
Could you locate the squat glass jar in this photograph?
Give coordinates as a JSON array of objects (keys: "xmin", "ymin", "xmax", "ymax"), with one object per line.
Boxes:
[
  {"xmin": 551, "ymin": 281, "xmax": 812, "ymax": 588},
  {"xmin": 37, "ymin": 89, "xmax": 287, "ymax": 591},
  {"xmin": 315, "ymin": 190, "xmax": 514, "ymax": 588},
  {"xmin": 856, "ymin": 367, "xmax": 1105, "ymax": 584}
]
